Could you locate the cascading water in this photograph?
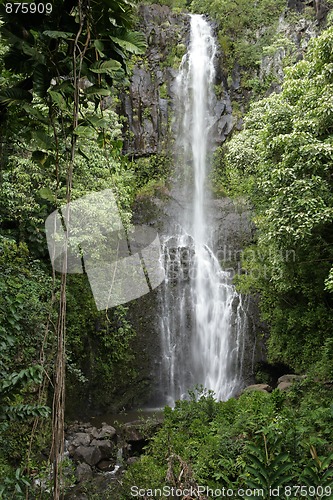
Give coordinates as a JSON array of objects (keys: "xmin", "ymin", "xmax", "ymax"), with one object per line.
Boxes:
[{"xmin": 158, "ymin": 14, "xmax": 248, "ymax": 406}]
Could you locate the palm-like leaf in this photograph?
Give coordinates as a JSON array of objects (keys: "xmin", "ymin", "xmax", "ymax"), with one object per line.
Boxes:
[
  {"xmin": 110, "ymin": 31, "xmax": 147, "ymax": 55},
  {"xmin": 0, "ymin": 88, "xmax": 32, "ymax": 105}
]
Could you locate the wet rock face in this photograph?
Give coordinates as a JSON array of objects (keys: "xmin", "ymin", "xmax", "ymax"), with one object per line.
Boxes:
[
  {"xmin": 259, "ymin": 7, "xmax": 324, "ymax": 95},
  {"xmin": 121, "ymin": 419, "xmax": 162, "ymax": 459},
  {"xmin": 120, "ymin": 4, "xmax": 188, "ymax": 156},
  {"xmin": 120, "ymin": 4, "xmax": 235, "ymax": 157},
  {"xmin": 287, "ymin": 0, "xmax": 328, "ymax": 18}
]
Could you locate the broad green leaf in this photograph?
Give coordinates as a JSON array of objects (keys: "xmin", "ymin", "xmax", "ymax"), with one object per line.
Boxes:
[
  {"xmin": 320, "ymin": 452, "xmax": 333, "ymax": 470},
  {"xmin": 32, "ymin": 130, "xmax": 54, "ymax": 150},
  {"xmin": 33, "ymin": 64, "xmax": 51, "ymax": 97},
  {"xmin": 110, "ymin": 31, "xmax": 146, "ymax": 54},
  {"xmin": 86, "ymin": 115, "xmax": 109, "ymax": 128},
  {"xmin": 85, "ymin": 86, "xmax": 111, "ymax": 96},
  {"xmin": 49, "ymin": 90, "xmax": 67, "ymax": 111},
  {"xmin": 271, "ymin": 452, "xmax": 290, "ymax": 466},
  {"xmin": 90, "ymin": 59, "xmax": 122, "ymax": 75},
  {"xmin": 39, "ymin": 187, "xmax": 54, "ymax": 202},
  {"xmin": 270, "ymin": 462, "xmax": 293, "ymax": 483},
  {"xmin": 22, "ymin": 103, "xmax": 48, "ymax": 123},
  {"xmin": 245, "ymin": 465, "xmax": 268, "ymax": 486},
  {"xmin": 78, "ymin": 148, "xmax": 91, "ymax": 161},
  {"xmin": 74, "ymin": 125, "xmax": 96, "ymax": 138},
  {"xmin": 94, "ymin": 39, "xmax": 105, "ymax": 57}
]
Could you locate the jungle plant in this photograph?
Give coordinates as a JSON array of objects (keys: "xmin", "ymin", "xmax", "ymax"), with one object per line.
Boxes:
[
  {"xmin": 223, "ymin": 26, "xmax": 333, "ymax": 372},
  {"xmin": 242, "ymin": 435, "xmax": 293, "ymax": 497},
  {"xmin": 0, "ymin": 1, "xmax": 146, "ymax": 496},
  {"xmin": 300, "ymin": 446, "xmax": 333, "ymax": 497}
]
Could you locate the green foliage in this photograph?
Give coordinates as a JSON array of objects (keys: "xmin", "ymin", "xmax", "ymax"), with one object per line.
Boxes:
[
  {"xmin": 65, "ymin": 275, "xmax": 139, "ymax": 413},
  {"xmin": 0, "ymin": 0, "xmax": 146, "ymax": 104},
  {"xmin": 243, "ymin": 445, "xmax": 293, "ymax": 495},
  {"xmin": 301, "ymin": 446, "xmax": 333, "ymax": 493},
  {"xmin": 0, "ymin": 237, "xmax": 52, "ymax": 493},
  {"xmin": 190, "ymin": 0, "xmax": 286, "ymax": 74},
  {"xmin": 132, "ymin": 154, "xmax": 173, "ymax": 189},
  {"xmin": 0, "ymin": 0, "xmax": 146, "ymax": 494},
  {"xmin": 120, "ymin": 386, "xmax": 333, "ymax": 497},
  {"xmin": 0, "ymin": 365, "xmax": 50, "ymax": 421},
  {"xmin": 220, "ymin": 26, "xmax": 333, "ymax": 372},
  {"xmin": 0, "ymin": 0, "xmax": 146, "ymax": 234},
  {"xmin": 0, "ymin": 465, "xmax": 30, "ymax": 499},
  {"xmin": 0, "ymin": 237, "xmax": 54, "ymax": 373}
]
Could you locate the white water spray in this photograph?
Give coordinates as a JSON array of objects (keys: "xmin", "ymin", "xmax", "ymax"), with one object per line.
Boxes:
[{"xmin": 159, "ymin": 15, "xmax": 247, "ymax": 405}]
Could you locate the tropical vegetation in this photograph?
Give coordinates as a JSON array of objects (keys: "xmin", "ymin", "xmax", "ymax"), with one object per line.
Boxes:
[{"xmin": 0, "ymin": 0, "xmax": 333, "ymax": 498}]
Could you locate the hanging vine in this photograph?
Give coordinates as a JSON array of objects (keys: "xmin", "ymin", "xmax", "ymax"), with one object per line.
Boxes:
[
  {"xmin": 51, "ymin": 2, "xmax": 90, "ymax": 497},
  {"xmin": 0, "ymin": 0, "xmax": 146, "ymax": 496}
]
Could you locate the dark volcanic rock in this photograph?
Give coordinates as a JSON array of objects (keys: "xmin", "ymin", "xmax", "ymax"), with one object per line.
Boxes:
[
  {"xmin": 75, "ymin": 463, "xmax": 93, "ymax": 483},
  {"xmin": 72, "ymin": 445, "xmax": 102, "ymax": 467},
  {"xmin": 67, "ymin": 423, "xmax": 117, "ymax": 468},
  {"xmin": 120, "ymin": 4, "xmax": 235, "ymax": 156}
]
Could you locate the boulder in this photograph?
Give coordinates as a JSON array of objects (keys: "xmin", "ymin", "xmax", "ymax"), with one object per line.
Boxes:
[
  {"xmin": 96, "ymin": 460, "xmax": 115, "ymax": 472},
  {"xmin": 70, "ymin": 432, "xmax": 91, "ymax": 448},
  {"xmin": 90, "ymin": 439, "xmax": 114, "ymax": 459},
  {"xmin": 67, "ymin": 421, "xmax": 119, "ymax": 471},
  {"xmin": 122, "ymin": 419, "xmax": 163, "ymax": 442},
  {"xmin": 278, "ymin": 374, "xmax": 306, "ymax": 384},
  {"xmin": 96, "ymin": 423, "xmax": 117, "ymax": 441},
  {"xmin": 122, "ymin": 421, "xmax": 145, "ymax": 442},
  {"xmin": 277, "ymin": 381, "xmax": 293, "ymax": 391},
  {"xmin": 243, "ymin": 384, "xmax": 272, "ymax": 393},
  {"xmin": 75, "ymin": 463, "xmax": 93, "ymax": 483},
  {"xmin": 121, "ymin": 419, "xmax": 163, "ymax": 459},
  {"xmin": 72, "ymin": 445, "xmax": 102, "ymax": 467},
  {"xmin": 127, "ymin": 457, "xmax": 140, "ymax": 465}
]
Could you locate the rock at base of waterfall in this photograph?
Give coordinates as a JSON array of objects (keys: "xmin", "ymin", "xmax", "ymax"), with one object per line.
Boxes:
[
  {"xmin": 122, "ymin": 419, "xmax": 163, "ymax": 442},
  {"xmin": 90, "ymin": 439, "xmax": 114, "ymax": 459},
  {"xmin": 121, "ymin": 419, "xmax": 163, "ymax": 459},
  {"xmin": 67, "ymin": 422, "xmax": 117, "ymax": 469},
  {"xmin": 277, "ymin": 381, "xmax": 293, "ymax": 391},
  {"xmin": 96, "ymin": 459, "xmax": 115, "ymax": 471},
  {"xmin": 95, "ymin": 423, "xmax": 117, "ymax": 440},
  {"xmin": 75, "ymin": 462, "xmax": 93, "ymax": 483},
  {"xmin": 277, "ymin": 374, "xmax": 306, "ymax": 384},
  {"xmin": 70, "ymin": 432, "xmax": 91, "ymax": 448},
  {"xmin": 72, "ymin": 445, "xmax": 103, "ymax": 466},
  {"xmin": 243, "ymin": 383, "xmax": 272, "ymax": 393}
]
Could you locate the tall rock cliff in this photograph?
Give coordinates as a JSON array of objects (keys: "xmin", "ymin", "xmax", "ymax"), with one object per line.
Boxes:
[{"xmin": 119, "ymin": 4, "xmax": 235, "ymax": 158}]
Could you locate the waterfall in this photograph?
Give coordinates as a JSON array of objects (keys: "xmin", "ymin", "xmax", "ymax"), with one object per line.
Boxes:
[{"xmin": 158, "ymin": 14, "xmax": 247, "ymax": 406}]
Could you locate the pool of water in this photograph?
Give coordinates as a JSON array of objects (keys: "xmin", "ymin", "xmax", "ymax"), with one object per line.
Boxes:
[{"xmin": 88, "ymin": 407, "xmax": 164, "ymax": 429}]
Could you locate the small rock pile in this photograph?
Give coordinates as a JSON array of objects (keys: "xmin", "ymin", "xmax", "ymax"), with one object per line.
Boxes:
[
  {"xmin": 66, "ymin": 422, "xmax": 117, "ymax": 481},
  {"xmin": 66, "ymin": 417, "xmax": 163, "ymax": 484}
]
